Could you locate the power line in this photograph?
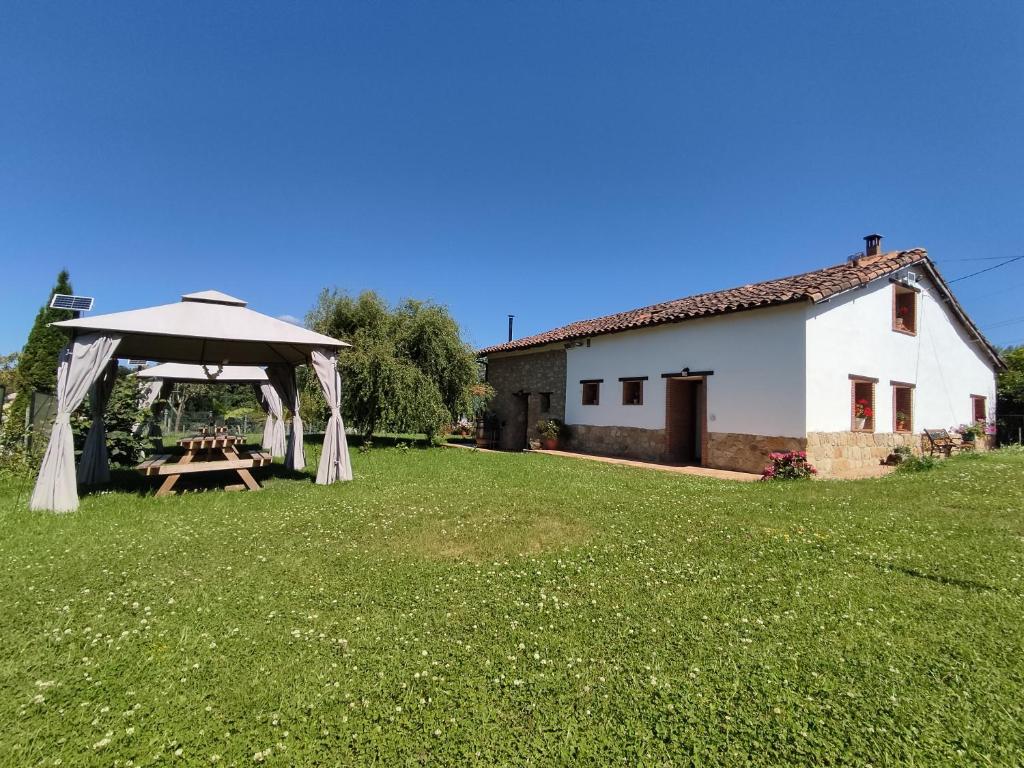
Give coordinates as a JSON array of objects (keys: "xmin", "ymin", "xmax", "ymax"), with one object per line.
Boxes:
[
  {"xmin": 983, "ymin": 319, "xmax": 1024, "ymax": 331},
  {"xmin": 956, "ymin": 280, "xmax": 1024, "ymax": 300},
  {"xmin": 947, "ymin": 254, "xmax": 1024, "ymax": 283},
  {"xmin": 983, "ymin": 316, "xmax": 1024, "ymax": 330},
  {"xmin": 937, "ymin": 256, "xmax": 1014, "ymax": 262}
]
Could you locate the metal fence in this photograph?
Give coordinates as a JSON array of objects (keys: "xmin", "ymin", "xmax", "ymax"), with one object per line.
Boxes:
[
  {"xmin": 27, "ymin": 391, "xmax": 58, "ymax": 451},
  {"xmin": 998, "ymin": 414, "xmax": 1024, "ymax": 446}
]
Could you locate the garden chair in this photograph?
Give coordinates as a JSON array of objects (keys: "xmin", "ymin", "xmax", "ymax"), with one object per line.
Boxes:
[{"xmin": 924, "ymin": 429, "xmax": 957, "ymax": 457}]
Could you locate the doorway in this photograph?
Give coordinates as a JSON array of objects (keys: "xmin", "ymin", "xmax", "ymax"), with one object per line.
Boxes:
[
  {"xmin": 666, "ymin": 378, "xmax": 704, "ymax": 464},
  {"xmin": 504, "ymin": 391, "xmax": 529, "ymax": 450}
]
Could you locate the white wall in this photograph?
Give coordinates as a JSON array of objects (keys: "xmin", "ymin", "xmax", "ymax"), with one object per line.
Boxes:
[
  {"xmin": 805, "ymin": 268, "xmax": 998, "ymax": 433},
  {"xmin": 565, "ymin": 303, "xmax": 807, "ymax": 437}
]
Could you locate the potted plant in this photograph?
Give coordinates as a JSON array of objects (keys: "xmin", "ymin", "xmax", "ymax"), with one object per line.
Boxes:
[
  {"xmin": 895, "ymin": 410, "xmax": 909, "ymax": 432},
  {"xmin": 894, "ymin": 304, "xmax": 911, "ymax": 330},
  {"xmin": 956, "ymin": 421, "xmax": 982, "ymax": 443},
  {"xmin": 536, "ymin": 419, "xmax": 562, "ymax": 450},
  {"xmin": 854, "ymin": 399, "xmax": 872, "ymax": 430}
]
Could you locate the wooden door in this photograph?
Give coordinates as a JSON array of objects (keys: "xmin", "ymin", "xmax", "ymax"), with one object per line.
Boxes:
[{"xmin": 666, "ymin": 379, "xmax": 701, "ymax": 463}]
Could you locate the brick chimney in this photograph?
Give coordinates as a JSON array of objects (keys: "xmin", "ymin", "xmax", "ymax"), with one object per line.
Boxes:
[{"xmin": 863, "ymin": 233, "xmax": 883, "ymax": 257}]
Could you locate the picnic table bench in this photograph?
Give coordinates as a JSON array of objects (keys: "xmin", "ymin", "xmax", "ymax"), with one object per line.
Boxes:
[{"xmin": 136, "ymin": 434, "xmax": 272, "ymax": 496}]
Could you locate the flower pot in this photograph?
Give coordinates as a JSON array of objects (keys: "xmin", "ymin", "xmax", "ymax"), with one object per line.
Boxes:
[
  {"xmin": 855, "ymin": 417, "xmax": 866, "ymax": 430},
  {"xmin": 542, "ymin": 438, "xmax": 558, "ymax": 450},
  {"xmin": 896, "ymin": 421, "xmax": 908, "ymax": 432}
]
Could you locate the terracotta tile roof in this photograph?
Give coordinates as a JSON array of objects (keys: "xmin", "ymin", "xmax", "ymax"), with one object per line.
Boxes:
[{"xmin": 480, "ymin": 249, "xmax": 930, "ymax": 355}]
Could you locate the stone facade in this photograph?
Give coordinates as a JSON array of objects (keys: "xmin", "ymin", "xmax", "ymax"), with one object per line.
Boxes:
[
  {"xmin": 807, "ymin": 431, "xmax": 992, "ymax": 477},
  {"xmin": 486, "ymin": 349, "xmax": 566, "ymax": 451},
  {"xmin": 806, "ymin": 431, "xmax": 921, "ymax": 477},
  {"xmin": 705, "ymin": 432, "xmax": 807, "ymax": 474},
  {"xmin": 565, "ymin": 424, "xmax": 667, "ymax": 463}
]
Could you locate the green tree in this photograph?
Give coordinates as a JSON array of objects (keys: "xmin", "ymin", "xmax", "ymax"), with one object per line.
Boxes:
[
  {"xmin": 997, "ymin": 345, "xmax": 1024, "ymax": 414},
  {"xmin": 305, "ymin": 290, "xmax": 477, "ymax": 439},
  {"xmin": 2, "ymin": 270, "xmax": 75, "ymax": 446},
  {"xmin": 0, "ymin": 352, "xmax": 17, "ymax": 390}
]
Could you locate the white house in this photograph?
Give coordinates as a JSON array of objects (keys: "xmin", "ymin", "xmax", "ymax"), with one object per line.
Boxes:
[{"xmin": 479, "ymin": 236, "xmax": 1003, "ymax": 477}]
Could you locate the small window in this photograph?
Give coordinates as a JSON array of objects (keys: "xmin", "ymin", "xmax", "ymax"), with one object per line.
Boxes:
[
  {"xmin": 851, "ymin": 379, "xmax": 875, "ymax": 432},
  {"xmin": 581, "ymin": 381, "xmax": 600, "ymax": 406},
  {"xmin": 893, "ymin": 285, "xmax": 917, "ymax": 334},
  {"xmin": 893, "ymin": 385, "xmax": 913, "ymax": 432},
  {"xmin": 540, "ymin": 392, "xmax": 551, "ymax": 413},
  {"xmin": 621, "ymin": 379, "xmax": 643, "ymax": 405},
  {"xmin": 972, "ymin": 395, "xmax": 986, "ymax": 422}
]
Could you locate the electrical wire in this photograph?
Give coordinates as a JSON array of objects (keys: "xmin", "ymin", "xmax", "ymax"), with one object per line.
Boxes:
[
  {"xmin": 936, "ymin": 256, "xmax": 1014, "ymax": 262},
  {"xmin": 983, "ymin": 316, "xmax": 1024, "ymax": 330},
  {"xmin": 947, "ymin": 254, "xmax": 1024, "ymax": 283}
]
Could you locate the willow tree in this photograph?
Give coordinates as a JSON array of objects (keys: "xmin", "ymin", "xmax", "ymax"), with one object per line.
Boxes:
[{"xmin": 305, "ymin": 290, "xmax": 477, "ymax": 439}]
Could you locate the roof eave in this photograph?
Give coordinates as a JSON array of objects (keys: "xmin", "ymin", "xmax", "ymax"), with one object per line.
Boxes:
[{"xmin": 478, "ymin": 297, "xmax": 810, "ymax": 356}]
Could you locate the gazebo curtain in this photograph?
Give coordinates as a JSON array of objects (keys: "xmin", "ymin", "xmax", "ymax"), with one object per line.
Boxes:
[
  {"xmin": 77, "ymin": 358, "xmax": 120, "ymax": 485},
  {"xmin": 131, "ymin": 378, "xmax": 167, "ymax": 437},
  {"xmin": 311, "ymin": 348, "xmax": 352, "ymax": 484},
  {"xmin": 30, "ymin": 333, "xmax": 121, "ymax": 513},
  {"xmin": 267, "ymin": 365, "xmax": 304, "ymax": 471},
  {"xmin": 140, "ymin": 379, "xmax": 165, "ymax": 410},
  {"xmin": 256, "ymin": 382, "xmax": 286, "ymax": 458}
]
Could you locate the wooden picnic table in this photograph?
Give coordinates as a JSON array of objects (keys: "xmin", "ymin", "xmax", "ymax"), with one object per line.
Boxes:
[{"xmin": 136, "ymin": 434, "xmax": 272, "ymax": 497}]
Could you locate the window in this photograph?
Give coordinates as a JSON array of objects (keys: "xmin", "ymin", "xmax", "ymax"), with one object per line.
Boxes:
[
  {"xmin": 972, "ymin": 395, "xmax": 987, "ymax": 423},
  {"xmin": 581, "ymin": 380, "xmax": 601, "ymax": 406},
  {"xmin": 892, "ymin": 383, "xmax": 914, "ymax": 432},
  {"xmin": 893, "ymin": 284, "xmax": 917, "ymax": 334},
  {"xmin": 850, "ymin": 377, "xmax": 876, "ymax": 432},
  {"xmin": 621, "ymin": 377, "xmax": 645, "ymax": 405},
  {"xmin": 540, "ymin": 392, "xmax": 551, "ymax": 413}
]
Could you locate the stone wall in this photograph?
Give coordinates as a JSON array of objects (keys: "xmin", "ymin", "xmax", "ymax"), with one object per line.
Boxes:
[
  {"xmin": 565, "ymin": 424, "xmax": 667, "ymax": 462},
  {"xmin": 705, "ymin": 432, "xmax": 807, "ymax": 474},
  {"xmin": 486, "ymin": 349, "xmax": 566, "ymax": 451},
  {"xmin": 806, "ymin": 431, "xmax": 921, "ymax": 477}
]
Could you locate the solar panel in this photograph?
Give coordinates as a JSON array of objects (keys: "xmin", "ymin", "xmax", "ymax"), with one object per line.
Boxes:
[
  {"xmin": 128, "ymin": 360, "xmax": 149, "ymax": 366},
  {"xmin": 50, "ymin": 294, "xmax": 94, "ymax": 312}
]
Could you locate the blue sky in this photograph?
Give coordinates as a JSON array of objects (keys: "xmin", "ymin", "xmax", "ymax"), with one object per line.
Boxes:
[{"xmin": 1, "ymin": 1, "xmax": 1022, "ymax": 355}]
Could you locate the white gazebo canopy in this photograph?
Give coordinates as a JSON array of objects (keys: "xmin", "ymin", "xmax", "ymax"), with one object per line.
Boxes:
[
  {"xmin": 31, "ymin": 290, "xmax": 353, "ymax": 512},
  {"xmin": 54, "ymin": 290, "xmax": 347, "ymax": 365},
  {"xmin": 133, "ymin": 363, "xmax": 284, "ymax": 459}
]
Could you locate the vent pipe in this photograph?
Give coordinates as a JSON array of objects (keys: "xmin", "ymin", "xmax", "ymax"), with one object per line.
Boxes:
[{"xmin": 507, "ymin": 314, "xmax": 515, "ymax": 342}]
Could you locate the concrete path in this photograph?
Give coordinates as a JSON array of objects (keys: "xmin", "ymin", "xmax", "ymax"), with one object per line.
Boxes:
[
  {"xmin": 529, "ymin": 449, "xmax": 763, "ymax": 481},
  {"xmin": 446, "ymin": 442, "xmax": 760, "ymax": 481}
]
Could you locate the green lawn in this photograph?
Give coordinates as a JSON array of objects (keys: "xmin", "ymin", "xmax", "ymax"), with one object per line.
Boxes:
[{"xmin": 1, "ymin": 446, "xmax": 1022, "ymax": 766}]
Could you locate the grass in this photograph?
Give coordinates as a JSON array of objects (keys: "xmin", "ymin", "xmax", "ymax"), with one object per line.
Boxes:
[{"xmin": 0, "ymin": 445, "xmax": 1022, "ymax": 766}]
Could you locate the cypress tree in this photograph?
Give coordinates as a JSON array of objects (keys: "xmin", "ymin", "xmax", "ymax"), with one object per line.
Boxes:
[{"xmin": 2, "ymin": 270, "xmax": 75, "ymax": 446}]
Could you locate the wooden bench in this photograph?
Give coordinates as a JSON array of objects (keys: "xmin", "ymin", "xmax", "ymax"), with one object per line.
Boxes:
[
  {"xmin": 136, "ymin": 454, "xmax": 173, "ymax": 474},
  {"xmin": 137, "ymin": 452, "xmax": 272, "ymax": 477},
  {"xmin": 135, "ymin": 444, "xmax": 273, "ymax": 496}
]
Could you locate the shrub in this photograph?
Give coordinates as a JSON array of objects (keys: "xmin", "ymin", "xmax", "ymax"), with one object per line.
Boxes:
[
  {"xmin": 897, "ymin": 454, "xmax": 938, "ymax": 473},
  {"xmin": 761, "ymin": 451, "xmax": 817, "ymax": 480}
]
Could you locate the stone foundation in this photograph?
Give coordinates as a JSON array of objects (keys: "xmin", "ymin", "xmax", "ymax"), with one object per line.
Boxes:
[
  {"xmin": 565, "ymin": 424, "xmax": 667, "ymax": 463},
  {"xmin": 806, "ymin": 431, "xmax": 921, "ymax": 477},
  {"xmin": 705, "ymin": 432, "xmax": 807, "ymax": 474}
]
